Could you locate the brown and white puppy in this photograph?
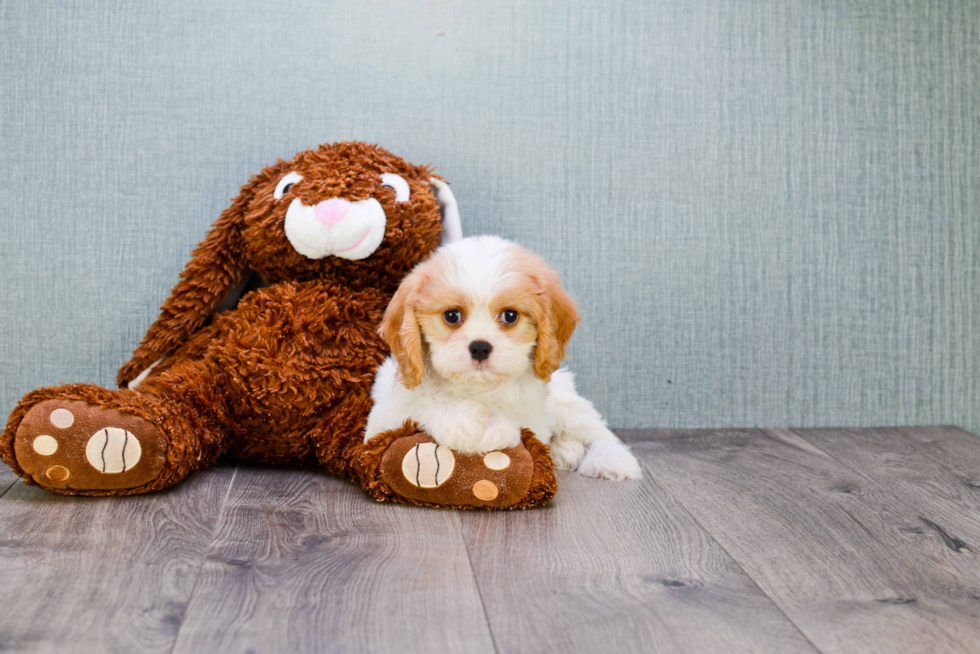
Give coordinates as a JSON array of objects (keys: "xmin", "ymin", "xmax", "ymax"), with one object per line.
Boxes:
[{"xmin": 365, "ymin": 236, "xmax": 641, "ymax": 480}]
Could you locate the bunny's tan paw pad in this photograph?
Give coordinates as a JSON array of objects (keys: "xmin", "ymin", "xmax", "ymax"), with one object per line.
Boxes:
[{"xmin": 13, "ymin": 399, "xmax": 167, "ymax": 492}]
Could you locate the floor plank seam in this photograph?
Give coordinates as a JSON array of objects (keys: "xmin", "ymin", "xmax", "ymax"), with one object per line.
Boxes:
[
  {"xmin": 0, "ymin": 479, "xmax": 18, "ymax": 501},
  {"xmin": 168, "ymin": 465, "xmax": 240, "ymax": 654},
  {"xmin": 632, "ymin": 439, "xmax": 826, "ymax": 654},
  {"xmin": 456, "ymin": 512, "xmax": 501, "ymax": 654}
]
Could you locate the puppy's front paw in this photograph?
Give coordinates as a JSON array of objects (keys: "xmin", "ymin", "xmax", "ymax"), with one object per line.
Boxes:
[
  {"xmin": 549, "ymin": 437, "xmax": 586, "ymax": 470},
  {"xmin": 577, "ymin": 440, "xmax": 643, "ymax": 480},
  {"xmin": 427, "ymin": 404, "xmax": 489, "ymax": 452},
  {"xmin": 476, "ymin": 415, "xmax": 522, "ymax": 453}
]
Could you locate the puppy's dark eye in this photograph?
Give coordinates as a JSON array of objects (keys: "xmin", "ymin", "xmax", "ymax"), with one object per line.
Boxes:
[
  {"xmin": 502, "ymin": 309, "xmax": 519, "ymax": 325},
  {"xmin": 443, "ymin": 310, "xmax": 462, "ymax": 325}
]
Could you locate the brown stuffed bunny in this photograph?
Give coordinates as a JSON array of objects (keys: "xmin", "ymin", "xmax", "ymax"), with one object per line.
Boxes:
[{"xmin": 1, "ymin": 142, "xmax": 556, "ymax": 509}]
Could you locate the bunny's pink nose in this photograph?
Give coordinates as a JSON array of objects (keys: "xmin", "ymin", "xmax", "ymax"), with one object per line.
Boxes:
[{"xmin": 314, "ymin": 198, "xmax": 350, "ymax": 229}]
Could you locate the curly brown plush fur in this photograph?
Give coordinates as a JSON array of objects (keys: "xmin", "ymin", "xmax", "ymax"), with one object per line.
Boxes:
[{"xmin": 0, "ymin": 142, "xmax": 556, "ymax": 509}]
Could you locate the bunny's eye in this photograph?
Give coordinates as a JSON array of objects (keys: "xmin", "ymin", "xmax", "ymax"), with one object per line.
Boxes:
[
  {"xmin": 275, "ymin": 172, "xmax": 303, "ymax": 200},
  {"xmin": 380, "ymin": 173, "xmax": 410, "ymax": 203}
]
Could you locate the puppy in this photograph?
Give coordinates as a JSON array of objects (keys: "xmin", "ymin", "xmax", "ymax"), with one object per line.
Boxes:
[{"xmin": 364, "ymin": 235, "xmax": 641, "ymax": 480}]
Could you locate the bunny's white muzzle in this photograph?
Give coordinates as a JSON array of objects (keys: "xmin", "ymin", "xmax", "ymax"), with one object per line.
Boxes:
[{"xmin": 284, "ymin": 197, "xmax": 387, "ymax": 260}]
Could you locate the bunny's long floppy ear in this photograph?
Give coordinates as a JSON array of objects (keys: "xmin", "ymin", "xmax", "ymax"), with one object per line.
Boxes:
[
  {"xmin": 430, "ymin": 178, "xmax": 462, "ymax": 245},
  {"xmin": 117, "ymin": 177, "xmax": 260, "ymax": 388}
]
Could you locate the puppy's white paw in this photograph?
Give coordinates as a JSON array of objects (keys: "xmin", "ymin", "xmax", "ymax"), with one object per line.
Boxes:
[
  {"xmin": 577, "ymin": 440, "xmax": 643, "ymax": 480},
  {"xmin": 549, "ymin": 437, "xmax": 586, "ymax": 470},
  {"xmin": 427, "ymin": 404, "xmax": 489, "ymax": 452},
  {"xmin": 476, "ymin": 415, "xmax": 522, "ymax": 453}
]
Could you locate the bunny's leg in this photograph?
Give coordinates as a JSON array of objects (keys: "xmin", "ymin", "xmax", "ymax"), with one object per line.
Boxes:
[{"xmin": 2, "ymin": 358, "xmax": 231, "ymax": 496}]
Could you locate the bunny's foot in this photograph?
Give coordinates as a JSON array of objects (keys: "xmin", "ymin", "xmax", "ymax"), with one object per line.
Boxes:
[
  {"xmin": 350, "ymin": 422, "xmax": 557, "ymax": 509},
  {"xmin": 12, "ymin": 399, "xmax": 168, "ymax": 493},
  {"xmin": 4, "ymin": 391, "xmax": 171, "ymax": 495}
]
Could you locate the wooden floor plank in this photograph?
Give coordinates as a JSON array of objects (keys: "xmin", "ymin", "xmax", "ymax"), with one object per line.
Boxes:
[
  {"xmin": 0, "ymin": 466, "xmax": 235, "ymax": 654},
  {"xmin": 786, "ymin": 427, "xmax": 980, "ymax": 555},
  {"xmin": 0, "ymin": 464, "xmax": 18, "ymax": 497},
  {"xmin": 170, "ymin": 466, "xmax": 496, "ymax": 654},
  {"xmin": 893, "ymin": 426, "xmax": 980, "ymax": 490},
  {"xmin": 630, "ymin": 429, "xmax": 980, "ymax": 654},
  {"xmin": 459, "ymin": 468, "xmax": 818, "ymax": 654}
]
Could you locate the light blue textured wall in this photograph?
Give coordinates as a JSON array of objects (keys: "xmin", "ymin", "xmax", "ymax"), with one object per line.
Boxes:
[{"xmin": 1, "ymin": 0, "xmax": 978, "ymax": 431}]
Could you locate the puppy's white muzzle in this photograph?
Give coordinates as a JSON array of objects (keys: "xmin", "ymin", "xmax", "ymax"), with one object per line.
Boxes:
[{"xmin": 284, "ymin": 197, "xmax": 386, "ymax": 260}]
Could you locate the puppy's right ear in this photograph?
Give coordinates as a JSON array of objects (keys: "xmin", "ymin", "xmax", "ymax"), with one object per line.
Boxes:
[
  {"xmin": 117, "ymin": 174, "xmax": 264, "ymax": 387},
  {"xmin": 379, "ymin": 268, "xmax": 426, "ymax": 389}
]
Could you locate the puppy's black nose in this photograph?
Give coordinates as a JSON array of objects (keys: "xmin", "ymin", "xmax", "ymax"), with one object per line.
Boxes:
[{"xmin": 469, "ymin": 340, "xmax": 493, "ymax": 362}]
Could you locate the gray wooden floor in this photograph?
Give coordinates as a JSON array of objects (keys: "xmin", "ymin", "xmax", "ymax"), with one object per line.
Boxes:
[{"xmin": 2, "ymin": 427, "xmax": 980, "ymax": 654}]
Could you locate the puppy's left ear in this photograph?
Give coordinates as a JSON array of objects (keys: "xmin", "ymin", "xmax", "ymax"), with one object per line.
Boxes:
[
  {"xmin": 533, "ymin": 271, "xmax": 581, "ymax": 382},
  {"xmin": 430, "ymin": 178, "xmax": 462, "ymax": 246},
  {"xmin": 379, "ymin": 267, "xmax": 427, "ymax": 388}
]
